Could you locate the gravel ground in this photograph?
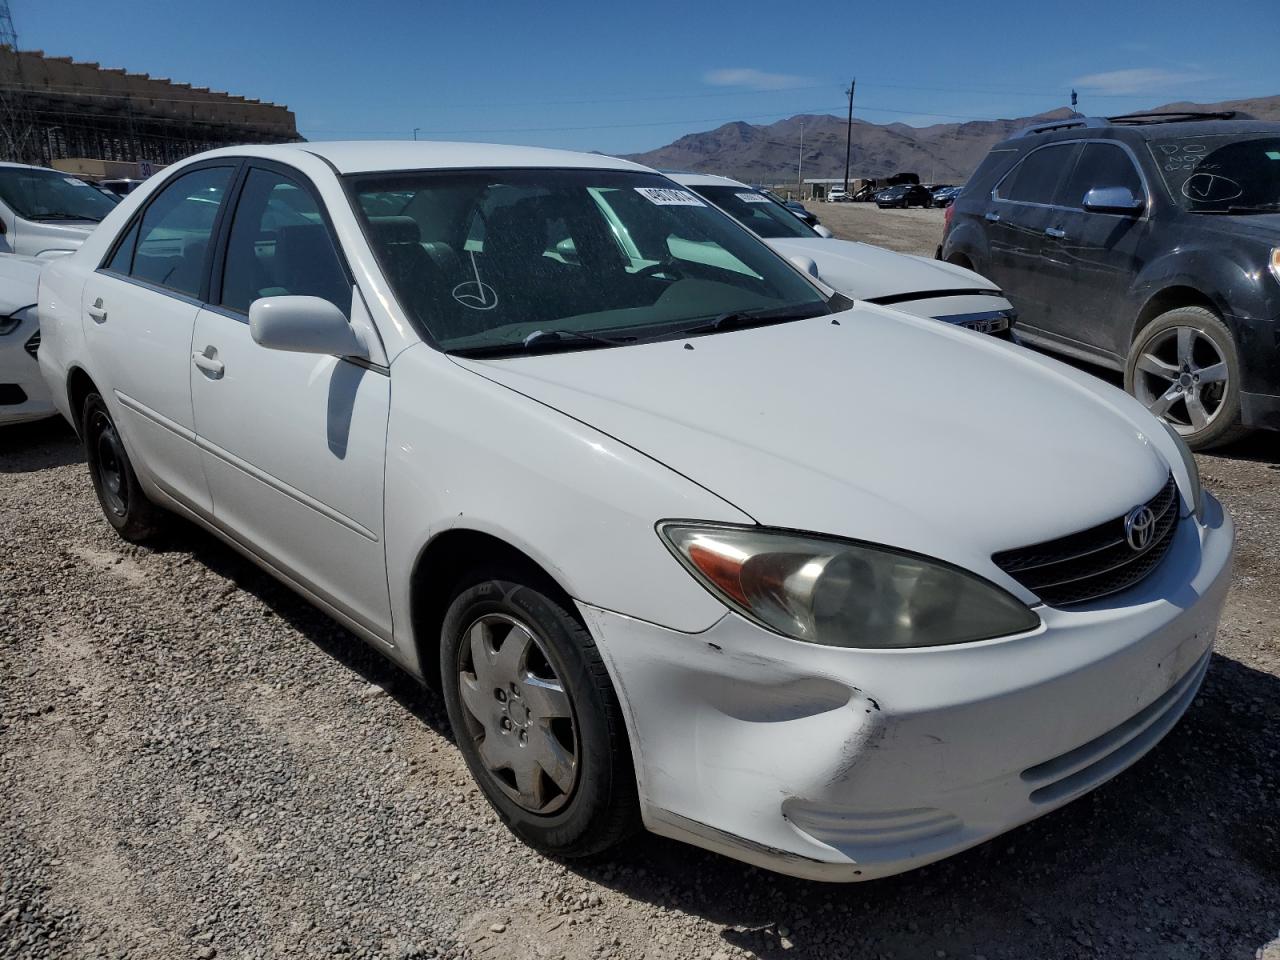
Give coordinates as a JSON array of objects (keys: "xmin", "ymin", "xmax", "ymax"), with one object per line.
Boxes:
[{"xmin": 2, "ymin": 207, "xmax": 1278, "ymax": 960}]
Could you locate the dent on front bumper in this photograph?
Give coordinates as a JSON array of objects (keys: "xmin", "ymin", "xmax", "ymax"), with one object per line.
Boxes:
[{"xmin": 579, "ymin": 495, "xmax": 1233, "ymax": 881}]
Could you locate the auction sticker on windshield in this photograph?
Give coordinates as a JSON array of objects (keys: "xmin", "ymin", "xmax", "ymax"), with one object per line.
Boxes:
[
  {"xmin": 635, "ymin": 187, "xmax": 704, "ymax": 206},
  {"xmin": 735, "ymin": 192, "xmax": 771, "ymax": 203}
]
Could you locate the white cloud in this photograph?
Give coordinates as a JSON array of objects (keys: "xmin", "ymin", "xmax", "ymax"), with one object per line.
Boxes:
[
  {"xmin": 703, "ymin": 68, "xmax": 815, "ymax": 91},
  {"xmin": 1071, "ymin": 67, "xmax": 1215, "ymax": 96}
]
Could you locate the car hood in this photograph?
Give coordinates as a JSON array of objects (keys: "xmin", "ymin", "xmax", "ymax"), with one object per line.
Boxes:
[
  {"xmin": 453, "ymin": 305, "xmax": 1172, "ymax": 592},
  {"xmin": 767, "ymin": 237, "xmax": 998, "ymax": 301},
  {"xmin": 1208, "ymin": 212, "xmax": 1280, "ymax": 240},
  {"xmin": 0, "ymin": 254, "xmax": 42, "ymax": 315}
]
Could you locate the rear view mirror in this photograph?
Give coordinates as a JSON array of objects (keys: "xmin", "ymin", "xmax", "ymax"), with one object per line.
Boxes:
[
  {"xmin": 249, "ymin": 295, "xmax": 368, "ymax": 359},
  {"xmin": 813, "ymin": 224, "xmax": 834, "ymax": 238},
  {"xmin": 1082, "ymin": 186, "xmax": 1144, "ymax": 216}
]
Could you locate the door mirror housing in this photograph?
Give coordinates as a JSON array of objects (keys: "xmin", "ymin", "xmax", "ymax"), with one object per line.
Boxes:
[
  {"xmin": 813, "ymin": 224, "xmax": 834, "ymax": 238},
  {"xmin": 787, "ymin": 253, "xmax": 821, "ymax": 278},
  {"xmin": 1082, "ymin": 186, "xmax": 1144, "ymax": 216},
  {"xmin": 249, "ymin": 296, "xmax": 368, "ymax": 359}
]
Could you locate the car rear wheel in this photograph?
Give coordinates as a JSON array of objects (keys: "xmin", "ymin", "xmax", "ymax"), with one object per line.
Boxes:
[
  {"xmin": 81, "ymin": 392, "xmax": 165, "ymax": 542},
  {"xmin": 440, "ymin": 574, "xmax": 639, "ymax": 859},
  {"xmin": 1125, "ymin": 306, "xmax": 1250, "ymax": 450}
]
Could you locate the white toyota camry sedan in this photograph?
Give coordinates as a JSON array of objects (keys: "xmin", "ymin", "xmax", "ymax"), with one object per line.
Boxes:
[{"xmin": 37, "ymin": 142, "xmax": 1233, "ymax": 882}]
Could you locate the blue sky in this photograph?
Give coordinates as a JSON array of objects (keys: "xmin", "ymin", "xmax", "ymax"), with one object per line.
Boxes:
[{"xmin": 13, "ymin": 0, "xmax": 1279, "ymax": 154}]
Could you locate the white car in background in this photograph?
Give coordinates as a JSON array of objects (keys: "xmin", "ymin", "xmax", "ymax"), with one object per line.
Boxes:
[
  {"xmin": 825, "ymin": 187, "xmax": 848, "ymax": 202},
  {"xmin": 0, "ymin": 162, "xmax": 119, "ymax": 259},
  {"xmin": 0, "ymin": 254, "xmax": 53, "ymax": 424},
  {"xmin": 39, "ymin": 142, "xmax": 1231, "ymax": 882},
  {"xmin": 671, "ymin": 172, "xmax": 1015, "ymax": 336}
]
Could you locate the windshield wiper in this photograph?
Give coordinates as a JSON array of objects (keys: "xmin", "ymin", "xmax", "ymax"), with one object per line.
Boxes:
[
  {"xmin": 669, "ymin": 304, "xmax": 828, "ymax": 339},
  {"xmin": 26, "ymin": 213, "xmax": 101, "ymax": 222},
  {"xmin": 447, "ymin": 328, "xmax": 632, "ymax": 358}
]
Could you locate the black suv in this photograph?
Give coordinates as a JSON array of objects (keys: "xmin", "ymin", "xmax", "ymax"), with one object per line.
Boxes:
[{"xmin": 941, "ymin": 111, "xmax": 1280, "ymax": 449}]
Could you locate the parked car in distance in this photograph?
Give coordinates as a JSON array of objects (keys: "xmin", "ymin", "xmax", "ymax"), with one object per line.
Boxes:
[
  {"xmin": 942, "ymin": 110, "xmax": 1280, "ymax": 449},
  {"xmin": 670, "ymin": 171, "xmax": 1016, "ymax": 337},
  {"xmin": 850, "ymin": 183, "xmax": 881, "ymax": 202},
  {"xmin": 876, "ymin": 183, "xmax": 934, "ymax": 208},
  {"xmin": 0, "ymin": 254, "xmax": 54, "ymax": 424},
  {"xmin": 0, "ymin": 162, "xmax": 118, "ymax": 258},
  {"xmin": 40, "ymin": 142, "xmax": 1231, "ymax": 883},
  {"xmin": 825, "ymin": 186, "xmax": 848, "ymax": 202},
  {"xmin": 931, "ymin": 185, "xmax": 962, "ymax": 208}
]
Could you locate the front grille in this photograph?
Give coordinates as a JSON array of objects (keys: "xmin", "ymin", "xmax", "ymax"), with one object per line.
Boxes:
[
  {"xmin": 24, "ymin": 329, "xmax": 39, "ymax": 359},
  {"xmin": 993, "ymin": 474, "xmax": 1179, "ymax": 607}
]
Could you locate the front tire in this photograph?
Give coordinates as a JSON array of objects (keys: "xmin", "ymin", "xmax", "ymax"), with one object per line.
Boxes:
[
  {"xmin": 1124, "ymin": 306, "xmax": 1250, "ymax": 450},
  {"xmin": 81, "ymin": 392, "xmax": 164, "ymax": 542},
  {"xmin": 440, "ymin": 575, "xmax": 639, "ymax": 859}
]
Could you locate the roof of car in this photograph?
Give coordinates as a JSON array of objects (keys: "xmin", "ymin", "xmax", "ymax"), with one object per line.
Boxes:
[
  {"xmin": 664, "ymin": 171, "xmax": 750, "ymax": 189},
  {"xmin": 194, "ymin": 141, "xmax": 654, "ymax": 175}
]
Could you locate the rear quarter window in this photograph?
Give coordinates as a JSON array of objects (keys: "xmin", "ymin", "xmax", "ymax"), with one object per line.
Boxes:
[{"xmin": 965, "ymin": 148, "xmax": 1019, "ymax": 196}]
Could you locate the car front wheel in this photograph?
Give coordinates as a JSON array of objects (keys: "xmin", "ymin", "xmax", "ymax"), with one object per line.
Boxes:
[
  {"xmin": 1125, "ymin": 306, "xmax": 1250, "ymax": 450},
  {"xmin": 81, "ymin": 392, "xmax": 164, "ymax": 541},
  {"xmin": 440, "ymin": 575, "xmax": 639, "ymax": 859}
]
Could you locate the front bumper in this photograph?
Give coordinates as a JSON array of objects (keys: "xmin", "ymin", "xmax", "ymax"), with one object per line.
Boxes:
[
  {"xmin": 0, "ymin": 314, "xmax": 55, "ymax": 426},
  {"xmin": 579, "ymin": 495, "xmax": 1233, "ymax": 881}
]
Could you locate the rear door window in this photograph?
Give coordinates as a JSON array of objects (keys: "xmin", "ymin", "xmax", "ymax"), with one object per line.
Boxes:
[
  {"xmin": 130, "ymin": 166, "xmax": 234, "ymax": 298},
  {"xmin": 996, "ymin": 144, "xmax": 1079, "ymax": 205},
  {"xmin": 1058, "ymin": 143, "xmax": 1144, "ymax": 208}
]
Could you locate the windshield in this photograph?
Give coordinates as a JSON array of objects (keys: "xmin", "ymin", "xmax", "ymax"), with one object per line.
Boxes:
[
  {"xmin": 686, "ymin": 184, "xmax": 817, "ymax": 239},
  {"xmin": 1148, "ymin": 134, "xmax": 1280, "ymax": 212},
  {"xmin": 349, "ymin": 168, "xmax": 830, "ymax": 355},
  {"xmin": 0, "ymin": 166, "xmax": 119, "ymax": 222}
]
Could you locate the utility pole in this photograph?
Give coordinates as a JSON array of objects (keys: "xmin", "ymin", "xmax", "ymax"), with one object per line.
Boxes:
[
  {"xmin": 0, "ymin": 0, "xmax": 38, "ymax": 164},
  {"xmin": 843, "ymin": 79, "xmax": 855, "ymax": 195},
  {"xmin": 797, "ymin": 120, "xmax": 804, "ymax": 200}
]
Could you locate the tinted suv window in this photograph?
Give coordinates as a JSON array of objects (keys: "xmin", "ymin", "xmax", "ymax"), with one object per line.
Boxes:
[
  {"xmin": 220, "ymin": 168, "xmax": 351, "ymax": 315},
  {"xmin": 1059, "ymin": 143, "xmax": 1143, "ymax": 208},
  {"xmin": 996, "ymin": 143, "xmax": 1077, "ymax": 204},
  {"xmin": 130, "ymin": 166, "xmax": 233, "ymax": 298}
]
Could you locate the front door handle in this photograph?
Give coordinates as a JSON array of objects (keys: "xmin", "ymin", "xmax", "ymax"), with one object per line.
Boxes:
[
  {"xmin": 87, "ymin": 298, "xmax": 107, "ymax": 323},
  {"xmin": 1045, "ymin": 226, "xmax": 1066, "ymax": 239},
  {"xmin": 984, "ymin": 211, "xmax": 1001, "ymax": 223},
  {"xmin": 192, "ymin": 349, "xmax": 225, "ymax": 378}
]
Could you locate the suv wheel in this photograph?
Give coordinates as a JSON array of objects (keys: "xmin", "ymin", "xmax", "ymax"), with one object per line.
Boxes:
[
  {"xmin": 1124, "ymin": 306, "xmax": 1250, "ymax": 450},
  {"xmin": 440, "ymin": 575, "xmax": 639, "ymax": 859},
  {"xmin": 81, "ymin": 392, "xmax": 165, "ymax": 541}
]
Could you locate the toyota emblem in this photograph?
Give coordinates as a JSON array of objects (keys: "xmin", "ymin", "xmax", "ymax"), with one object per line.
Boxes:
[{"xmin": 1124, "ymin": 505, "xmax": 1157, "ymax": 551}]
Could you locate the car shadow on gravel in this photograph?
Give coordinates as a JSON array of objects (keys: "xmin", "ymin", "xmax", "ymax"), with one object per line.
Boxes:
[
  {"xmin": 0, "ymin": 417, "xmax": 81, "ymax": 472},
  {"xmin": 148, "ymin": 516, "xmax": 456, "ymax": 737},
  {"xmin": 566, "ymin": 653, "xmax": 1279, "ymax": 960}
]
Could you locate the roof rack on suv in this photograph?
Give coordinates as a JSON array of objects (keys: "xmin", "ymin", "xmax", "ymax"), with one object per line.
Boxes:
[
  {"xmin": 1105, "ymin": 110, "xmax": 1248, "ymax": 124},
  {"xmin": 1013, "ymin": 116, "xmax": 1107, "ymax": 138}
]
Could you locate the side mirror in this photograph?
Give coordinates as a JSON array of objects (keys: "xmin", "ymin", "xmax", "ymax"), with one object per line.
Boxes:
[
  {"xmin": 813, "ymin": 224, "xmax": 834, "ymax": 238},
  {"xmin": 1082, "ymin": 186, "xmax": 1144, "ymax": 216},
  {"xmin": 787, "ymin": 254, "xmax": 821, "ymax": 278},
  {"xmin": 249, "ymin": 296, "xmax": 367, "ymax": 358}
]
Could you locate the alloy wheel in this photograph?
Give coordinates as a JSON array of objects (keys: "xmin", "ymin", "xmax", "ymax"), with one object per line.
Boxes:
[
  {"xmin": 455, "ymin": 613, "xmax": 579, "ymax": 815},
  {"xmin": 1132, "ymin": 325, "xmax": 1229, "ymax": 435}
]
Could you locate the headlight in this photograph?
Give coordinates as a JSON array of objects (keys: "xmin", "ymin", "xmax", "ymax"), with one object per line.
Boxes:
[
  {"xmin": 658, "ymin": 523, "xmax": 1040, "ymax": 649},
  {"xmin": 0, "ymin": 313, "xmax": 21, "ymax": 337},
  {"xmin": 1269, "ymin": 247, "xmax": 1280, "ymax": 286},
  {"xmin": 1159, "ymin": 419, "xmax": 1204, "ymax": 521}
]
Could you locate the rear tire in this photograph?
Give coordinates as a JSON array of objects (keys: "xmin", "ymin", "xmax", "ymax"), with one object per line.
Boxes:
[
  {"xmin": 1124, "ymin": 306, "xmax": 1251, "ymax": 450},
  {"xmin": 440, "ymin": 574, "xmax": 640, "ymax": 859},
  {"xmin": 81, "ymin": 392, "xmax": 165, "ymax": 542}
]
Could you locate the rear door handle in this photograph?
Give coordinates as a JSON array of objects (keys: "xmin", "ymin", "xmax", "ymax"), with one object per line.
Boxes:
[
  {"xmin": 1045, "ymin": 226, "xmax": 1066, "ymax": 239},
  {"xmin": 192, "ymin": 350, "xmax": 224, "ymax": 378},
  {"xmin": 984, "ymin": 211, "xmax": 1001, "ymax": 223},
  {"xmin": 87, "ymin": 298, "xmax": 107, "ymax": 323}
]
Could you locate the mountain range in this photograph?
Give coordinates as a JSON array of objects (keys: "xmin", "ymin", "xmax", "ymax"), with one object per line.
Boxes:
[{"xmin": 619, "ymin": 96, "xmax": 1280, "ymax": 186}]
